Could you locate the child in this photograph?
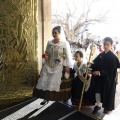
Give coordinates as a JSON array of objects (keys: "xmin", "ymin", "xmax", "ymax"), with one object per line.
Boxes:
[
  {"xmin": 90, "ymin": 37, "xmax": 120, "ymax": 114},
  {"xmin": 71, "ymin": 51, "xmax": 91, "ymax": 106}
]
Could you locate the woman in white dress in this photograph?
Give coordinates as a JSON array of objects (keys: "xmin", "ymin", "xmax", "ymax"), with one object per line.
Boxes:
[{"xmin": 33, "ymin": 26, "xmax": 73, "ymax": 105}]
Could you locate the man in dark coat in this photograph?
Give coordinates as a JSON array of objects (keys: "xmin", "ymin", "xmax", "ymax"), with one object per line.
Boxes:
[{"xmin": 90, "ymin": 37, "xmax": 120, "ymax": 114}]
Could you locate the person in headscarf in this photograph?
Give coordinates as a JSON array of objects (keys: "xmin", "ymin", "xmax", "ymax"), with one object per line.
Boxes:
[
  {"xmin": 33, "ymin": 26, "xmax": 73, "ymax": 105},
  {"xmin": 85, "ymin": 43, "xmax": 99, "ymax": 63}
]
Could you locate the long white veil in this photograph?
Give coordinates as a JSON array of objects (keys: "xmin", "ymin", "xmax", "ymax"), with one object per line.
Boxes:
[
  {"xmin": 84, "ymin": 43, "xmax": 99, "ymax": 63},
  {"xmin": 60, "ymin": 26, "xmax": 74, "ymax": 68},
  {"xmin": 85, "ymin": 43, "xmax": 99, "ymax": 55}
]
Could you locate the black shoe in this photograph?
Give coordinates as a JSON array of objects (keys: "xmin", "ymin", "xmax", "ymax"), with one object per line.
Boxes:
[
  {"xmin": 103, "ymin": 109, "xmax": 110, "ymax": 114},
  {"xmin": 40, "ymin": 100, "xmax": 49, "ymax": 105},
  {"xmin": 92, "ymin": 106, "xmax": 101, "ymax": 114}
]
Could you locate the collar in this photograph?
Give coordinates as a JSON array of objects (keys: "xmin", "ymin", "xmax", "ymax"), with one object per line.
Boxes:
[{"xmin": 104, "ymin": 50, "xmax": 111, "ymax": 54}]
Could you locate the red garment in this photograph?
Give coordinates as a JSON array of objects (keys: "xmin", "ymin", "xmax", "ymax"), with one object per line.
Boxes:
[
  {"xmin": 99, "ymin": 47, "xmax": 103, "ymax": 52},
  {"xmin": 72, "ymin": 98, "xmax": 94, "ymax": 106},
  {"xmin": 116, "ymin": 51, "xmax": 118, "ymax": 54},
  {"xmin": 42, "ymin": 54, "xmax": 46, "ymax": 58}
]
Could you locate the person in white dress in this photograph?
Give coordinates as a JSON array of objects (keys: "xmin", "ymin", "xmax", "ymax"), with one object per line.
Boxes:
[{"xmin": 33, "ymin": 26, "xmax": 73, "ymax": 105}]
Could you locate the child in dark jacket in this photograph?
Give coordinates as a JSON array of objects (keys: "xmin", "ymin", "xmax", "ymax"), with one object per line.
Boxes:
[
  {"xmin": 71, "ymin": 51, "xmax": 92, "ymax": 106},
  {"xmin": 90, "ymin": 37, "xmax": 120, "ymax": 114}
]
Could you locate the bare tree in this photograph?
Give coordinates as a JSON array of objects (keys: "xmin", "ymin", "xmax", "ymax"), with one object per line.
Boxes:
[{"xmin": 52, "ymin": 0, "xmax": 109, "ymax": 41}]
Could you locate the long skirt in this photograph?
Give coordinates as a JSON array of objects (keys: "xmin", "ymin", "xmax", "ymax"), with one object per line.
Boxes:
[
  {"xmin": 71, "ymin": 76, "xmax": 94, "ymax": 106},
  {"xmin": 33, "ymin": 67, "xmax": 73, "ymax": 101}
]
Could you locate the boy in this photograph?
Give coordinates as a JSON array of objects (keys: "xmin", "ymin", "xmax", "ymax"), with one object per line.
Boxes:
[{"xmin": 90, "ymin": 37, "xmax": 120, "ymax": 114}]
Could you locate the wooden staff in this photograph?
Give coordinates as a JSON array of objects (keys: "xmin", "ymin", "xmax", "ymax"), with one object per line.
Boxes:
[{"xmin": 78, "ymin": 41, "xmax": 94, "ymax": 110}]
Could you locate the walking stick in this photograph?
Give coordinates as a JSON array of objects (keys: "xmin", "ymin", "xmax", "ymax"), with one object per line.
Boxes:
[{"xmin": 78, "ymin": 40, "xmax": 94, "ymax": 110}]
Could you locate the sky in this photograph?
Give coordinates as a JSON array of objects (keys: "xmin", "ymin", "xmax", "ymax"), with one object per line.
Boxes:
[{"xmin": 52, "ymin": 0, "xmax": 120, "ymax": 39}]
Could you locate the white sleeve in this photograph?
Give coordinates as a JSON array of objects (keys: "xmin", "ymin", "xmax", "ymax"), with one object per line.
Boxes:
[{"xmin": 63, "ymin": 41, "xmax": 73, "ymax": 68}]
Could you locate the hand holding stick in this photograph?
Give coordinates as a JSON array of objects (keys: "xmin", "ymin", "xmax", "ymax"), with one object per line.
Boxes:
[{"xmin": 78, "ymin": 41, "xmax": 94, "ymax": 110}]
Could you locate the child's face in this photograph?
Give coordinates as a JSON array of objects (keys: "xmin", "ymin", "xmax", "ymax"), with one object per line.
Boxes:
[
  {"xmin": 74, "ymin": 53, "xmax": 82, "ymax": 62},
  {"xmin": 103, "ymin": 41, "xmax": 112, "ymax": 52}
]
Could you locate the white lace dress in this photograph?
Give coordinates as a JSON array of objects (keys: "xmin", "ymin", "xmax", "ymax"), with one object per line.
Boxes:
[{"xmin": 33, "ymin": 40, "xmax": 73, "ymax": 101}]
